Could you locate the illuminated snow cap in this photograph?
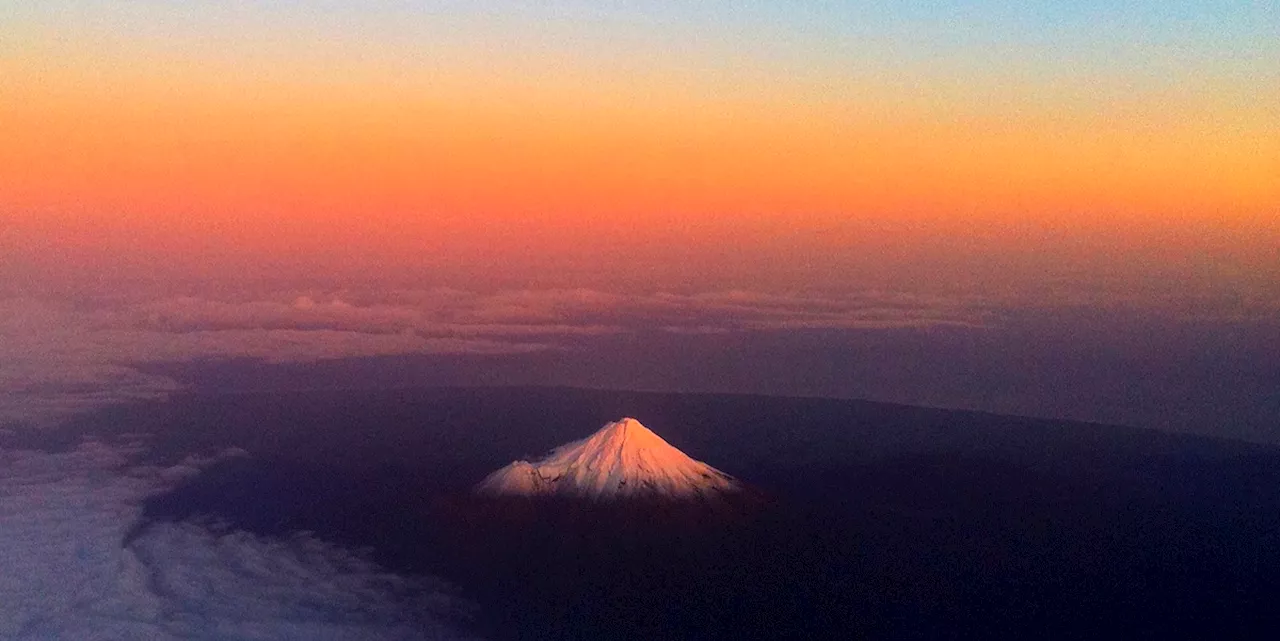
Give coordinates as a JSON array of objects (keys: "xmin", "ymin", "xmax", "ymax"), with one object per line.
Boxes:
[{"xmin": 476, "ymin": 418, "xmax": 740, "ymax": 500}]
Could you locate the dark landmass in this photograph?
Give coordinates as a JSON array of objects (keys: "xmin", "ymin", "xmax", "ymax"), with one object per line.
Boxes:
[{"xmin": 55, "ymin": 386, "xmax": 1280, "ymax": 639}]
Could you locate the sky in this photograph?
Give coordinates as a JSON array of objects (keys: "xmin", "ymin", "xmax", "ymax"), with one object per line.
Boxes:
[
  {"xmin": 2, "ymin": 1, "xmax": 1277, "ymax": 296},
  {"xmin": 1, "ymin": 2, "xmax": 1278, "ymax": 440}
]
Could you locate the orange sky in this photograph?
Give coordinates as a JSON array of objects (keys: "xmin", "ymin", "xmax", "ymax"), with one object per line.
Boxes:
[{"xmin": 2, "ymin": 4, "xmax": 1277, "ymax": 297}]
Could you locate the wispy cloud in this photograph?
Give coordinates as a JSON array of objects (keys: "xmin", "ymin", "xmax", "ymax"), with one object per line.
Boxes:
[
  {"xmin": 0, "ymin": 439, "xmax": 477, "ymax": 640},
  {"xmin": 0, "ymin": 297, "xmax": 549, "ymax": 427},
  {"xmin": 0, "ymin": 289, "xmax": 991, "ymax": 426}
]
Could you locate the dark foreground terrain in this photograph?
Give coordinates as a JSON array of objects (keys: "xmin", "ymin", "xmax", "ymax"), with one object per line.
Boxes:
[{"xmin": 44, "ymin": 386, "xmax": 1280, "ymax": 639}]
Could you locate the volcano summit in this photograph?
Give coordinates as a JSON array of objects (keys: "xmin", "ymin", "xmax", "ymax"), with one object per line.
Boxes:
[{"xmin": 475, "ymin": 418, "xmax": 741, "ymax": 500}]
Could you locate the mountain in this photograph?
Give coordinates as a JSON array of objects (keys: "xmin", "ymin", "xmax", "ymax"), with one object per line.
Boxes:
[{"xmin": 475, "ymin": 417, "xmax": 741, "ymax": 500}]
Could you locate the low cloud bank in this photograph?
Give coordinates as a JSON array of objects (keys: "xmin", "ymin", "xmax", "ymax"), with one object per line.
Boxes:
[
  {"xmin": 0, "ymin": 439, "xmax": 477, "ymax": 640},
  {"xmin": 0, "ymin": 289, "xmax": 990, "ymax": 426},
  {"xmin": 9, "ymin": 286, "xmax": 1270, "ymax": 428}
]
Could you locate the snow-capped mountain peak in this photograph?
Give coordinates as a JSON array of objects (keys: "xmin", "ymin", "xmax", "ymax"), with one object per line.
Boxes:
[{"xmin": 475, "ymin": 418, "xmax": 740, "ymax": 500}]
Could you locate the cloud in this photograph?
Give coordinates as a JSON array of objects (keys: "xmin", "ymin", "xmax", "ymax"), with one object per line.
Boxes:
[
  {"xmin": 0, "ymin": 439, "xmax": 478, "ymax": 641},
  {"xmin": 0, "ymin": 289, "xmax": 993, "ymax": 426},
  {"xmin": 111, "ymin": 293, "xmax": 625, "ymax": 338},
  {"xmin": 115, "ymin": 288, "xmax": 993, "ymax": 336},
  {"xmin": 0, "ymin": 297, "xmax": 549, "ymax": 427},
  {"xmin": 6, "ymin": 285, "xmax": 1270, "ymax": 432}
]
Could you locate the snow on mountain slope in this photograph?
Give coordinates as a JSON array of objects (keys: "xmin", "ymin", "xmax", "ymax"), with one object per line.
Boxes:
[{"xmin": 475, "ymin": 418, "xmax": 740, "ymax": 500}]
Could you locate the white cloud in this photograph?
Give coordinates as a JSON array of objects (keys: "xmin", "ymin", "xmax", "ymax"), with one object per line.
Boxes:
[{"xmin": 0, "ymin": 440, "xmax": 478, "ymax": 641}]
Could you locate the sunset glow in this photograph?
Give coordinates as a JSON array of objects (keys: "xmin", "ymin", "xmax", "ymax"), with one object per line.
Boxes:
[{"xmin": 3, "ymin": 2, "xmax": 1277, "ymax": 294}]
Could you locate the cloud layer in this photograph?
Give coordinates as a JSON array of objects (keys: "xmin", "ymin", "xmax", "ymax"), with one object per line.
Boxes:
[
  {"xmin": 7, "ymin": 286, "xmax": 1273, "ymax": 429},
  {"xmin": 0, "ymin": 439, "xmax": 476, "ymax": 640},
  {"xmin": 0, "ymin": 289, "xmax": 990, "ymax": 426}
]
